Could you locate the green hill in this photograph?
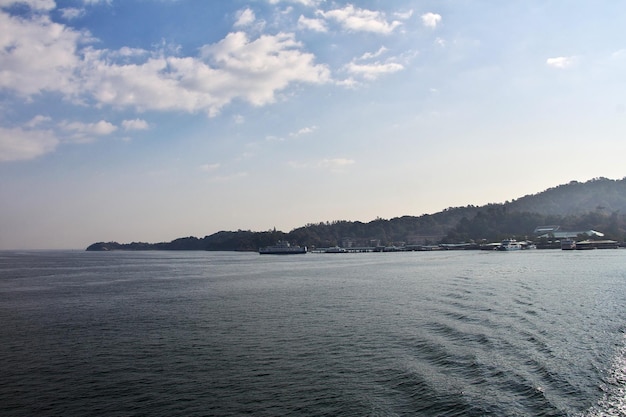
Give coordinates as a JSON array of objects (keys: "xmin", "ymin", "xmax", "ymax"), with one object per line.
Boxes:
[
  {"xmin": 86, "ymin": 177, "xmax": 626, "ymax": 251},
  {"xmin": 507, "ymin": 177, "xmax": 626, "ymax": 215}
]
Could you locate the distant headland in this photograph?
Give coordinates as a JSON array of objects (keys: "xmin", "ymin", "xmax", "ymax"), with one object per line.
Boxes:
[{"xmin": 86, "ymin": 177, "xmax": 626, "ymax": 251}]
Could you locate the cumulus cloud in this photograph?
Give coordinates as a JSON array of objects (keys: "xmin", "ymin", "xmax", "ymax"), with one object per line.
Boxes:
[
  {"xmin": 0, "ymin": 9, "xmax": 83, "ymax": 96},
  {"xmin": 298, "ymin": 15, "xmax": 327, "ymax": 32},
  {"xmin": 68, "ymin": 32, "xmax": 329, "ymax": 117},
  {"xmin": 0, "ymin": 6, "xmax": 330, "ymax": 119},
  {"xmin": 0, "ymin": 126, "xmax": 59, "ymax": 162},
  {"xmin": 58, "ymin": 120, "xmax": 117, "ymax": 143},
  {"xmin": 197, "ymin": 31, "xmax": 330, "ymax": 112},
  {"xmin": 234, "ymin": 8, "xmax": 255, "ymax": 27},
  {"xmin": 546, "ymin": 56, "xmax": 576, "ymax": 69},
  {"xmin": 122, "ymin": 119, "xmax": 149, "ymax": 131},
  {"xmin": 319, "ymin": 5, "xmax": 401, "ymax": 34},
  {"xmin": 0, "ymin": 1, "xmax": 346, "ymax": 161},
  {"xmin": 421, "ymin": 12, "xmax": 442, "ymax": 29}
]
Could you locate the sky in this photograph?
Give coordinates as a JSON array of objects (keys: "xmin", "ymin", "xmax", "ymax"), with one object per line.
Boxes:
[{"xmin": 1, "ymin": 0, "xmax": 625, "ymax": 250}]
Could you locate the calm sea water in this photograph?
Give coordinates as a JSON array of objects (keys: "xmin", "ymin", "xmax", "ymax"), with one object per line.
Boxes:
[{"xmin": 0, "ymin": 249, "xmax": 624, "ymax": 416}]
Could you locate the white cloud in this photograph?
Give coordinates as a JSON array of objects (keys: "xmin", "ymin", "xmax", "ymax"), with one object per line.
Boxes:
[
  {"xmin": 200, "ymin": 163, "xmax": 220, "ymax": 172},
  {"xmin": 0, "ymin": 0, "xmax": 55, "ymax": 11},
  {"xmin": 319, "ymin": 5, "xmax": 402, "ymax": 34},
  {"xmin": 0, "ymin": 115, "xmax": 117, "ymax": 161},
  {"xmin": 421, "ymin": 12, "xmax": 442, "ymax": 29},
  {"xmin": 290, "ymin": 125, "xmax": 317, "ymax": 137},
  {"xmin": 297, "ymin": 15, "xmax": 327, "ymax": 32},
  {"xmin": 335, "ymin": 77, "xmax": 358, "ymax": 88},
  {"xmin": 1, "ymin": 7, "xmax": 330, "ymax": 120},
  {"xmin": 319, "ymin": 157, "xmax": 355, "ymax": 172},
  {"xmin": 289, "ymin": 157, "xmax": 355, "ymax": 171},
  {"xmin": 73, "ymin": 32, "xmax": 330, "ymax": 117},
  {"xmin": 0, "ymin": 126, "xmax": 59, "ymax": 161},
  {"xmin": 0, "ymin": 10, "xmax": 83, "ymax": 96},
  {"xmin": 394, "ymin": 10, "xmax": 413, "ymax": 20},
  {"xmin": 358, "ymin": 46, "xmax": 388, "ymax": 60},
  {"xmin": 59, "ymin": 120, "xmax": 117, "ymax": 142},
  {"xmin": 345, "ymin": 61, "xmax": 404, "ymax": 80},
  {"xmin": 268, "ymin": 0, "xmax": 322, "ymax": 6},
  {"xmin": 546, "ymin": 56, "xmax": 576, "ymax": 69},
  {"xmin": 197, "ymin": 31, "xmax": 330, "ymax": 111},
  {"xmin": 116, "ymin": 46, "xmax": 149, "ymax": 58},
  {"xmin": 122, "ymin": 119, "xmax": 149, "ymax": 131},
  {"xmin": 82, "ymin": 0, "xmax": 111, "ymax": 5},
  {"xmin": 234, "ymin": 8, "xmax": 255, "ymax": 28},
  {"xmin": 60, "ymin": 7, "xmax": 85, "ymax": 20},
  {"xmin": 25, "ymin": 115, "xmax": 52, "ymax": 128}
]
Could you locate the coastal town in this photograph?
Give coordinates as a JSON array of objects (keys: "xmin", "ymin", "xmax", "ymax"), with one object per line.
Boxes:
[{"xmin": 261, "ymin": 225, "xmax": 622, "ymax": 254}]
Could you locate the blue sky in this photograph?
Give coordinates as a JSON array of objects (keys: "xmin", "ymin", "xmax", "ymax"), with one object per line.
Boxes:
[{"xmin": 1, "ymin": 0, "xmax": 625, "ymax": 249}]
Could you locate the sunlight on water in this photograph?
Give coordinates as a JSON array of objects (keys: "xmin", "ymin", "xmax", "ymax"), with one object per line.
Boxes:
[{"xmin": 582, "ymin": 335, "xmax": 626, "ymax": 417}]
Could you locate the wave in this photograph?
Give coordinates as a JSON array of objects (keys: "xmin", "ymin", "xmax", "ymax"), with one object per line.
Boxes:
[{"xmin": 581, "ymin": 333, "xmax": 626, "ymax": 417}]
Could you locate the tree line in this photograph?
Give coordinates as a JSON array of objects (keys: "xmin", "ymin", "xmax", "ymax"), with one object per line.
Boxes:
[{"xmin": 86, "ymin": 177, "xmax": 626, "ymax": 251}]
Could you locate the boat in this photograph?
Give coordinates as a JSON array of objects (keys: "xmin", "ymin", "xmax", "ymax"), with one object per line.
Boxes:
[
  {"xmin": 561, "ymin": 239, "xmax": 576, "ymax": 250},
  {"xmin": 574, "ymin": 240, "xmax": 596, "ymax": 250},
  {"xmin": 575, "ymin": 240, "xmax": 619, "ymax": 250},
  {"xmin": 259, "ymin": 241, "xmax": 307, "ymax": 255},
  {"xmin": 497, "ymin": 239, "xmax": 523, "ymax": 251}
]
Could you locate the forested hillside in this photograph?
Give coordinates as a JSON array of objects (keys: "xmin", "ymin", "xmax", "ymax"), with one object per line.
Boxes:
[
  {"xmin": 507, "ymin": 177, "xmax": 626, "ymax": 215},
  {"xmin": 86, "ymin": 177, "xmax": 626, "ymax": 251}
]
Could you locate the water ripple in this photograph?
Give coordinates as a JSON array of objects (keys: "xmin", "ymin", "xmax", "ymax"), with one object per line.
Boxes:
[{"xmin": 1, "ymin": 250, "xmax": 625, "ymax": 416}]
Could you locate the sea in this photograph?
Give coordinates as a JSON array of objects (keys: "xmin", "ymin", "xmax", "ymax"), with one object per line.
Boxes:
[{"xmin": 0, "ymin": 249, "xmax": 624, "ymax": 417}]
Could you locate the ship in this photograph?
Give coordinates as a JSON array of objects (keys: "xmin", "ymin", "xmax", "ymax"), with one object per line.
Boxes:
[
  {"xmin": 259, "ymin": 241, "xmax": 307, "ymax": 255},
  {"xmin": 497, "ymin": 239, "xmax": 523, "ymax": 251}
]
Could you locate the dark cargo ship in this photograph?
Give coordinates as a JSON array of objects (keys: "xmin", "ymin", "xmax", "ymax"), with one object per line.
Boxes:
[{"xmin": 259, "ymin": 241, "xmax": 307, "ymax": 255}]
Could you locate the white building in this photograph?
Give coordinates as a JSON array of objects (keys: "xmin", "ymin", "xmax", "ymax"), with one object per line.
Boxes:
[{"xmin": 534, "ymin": 225, "xmax": 604, "ymax": 239}]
